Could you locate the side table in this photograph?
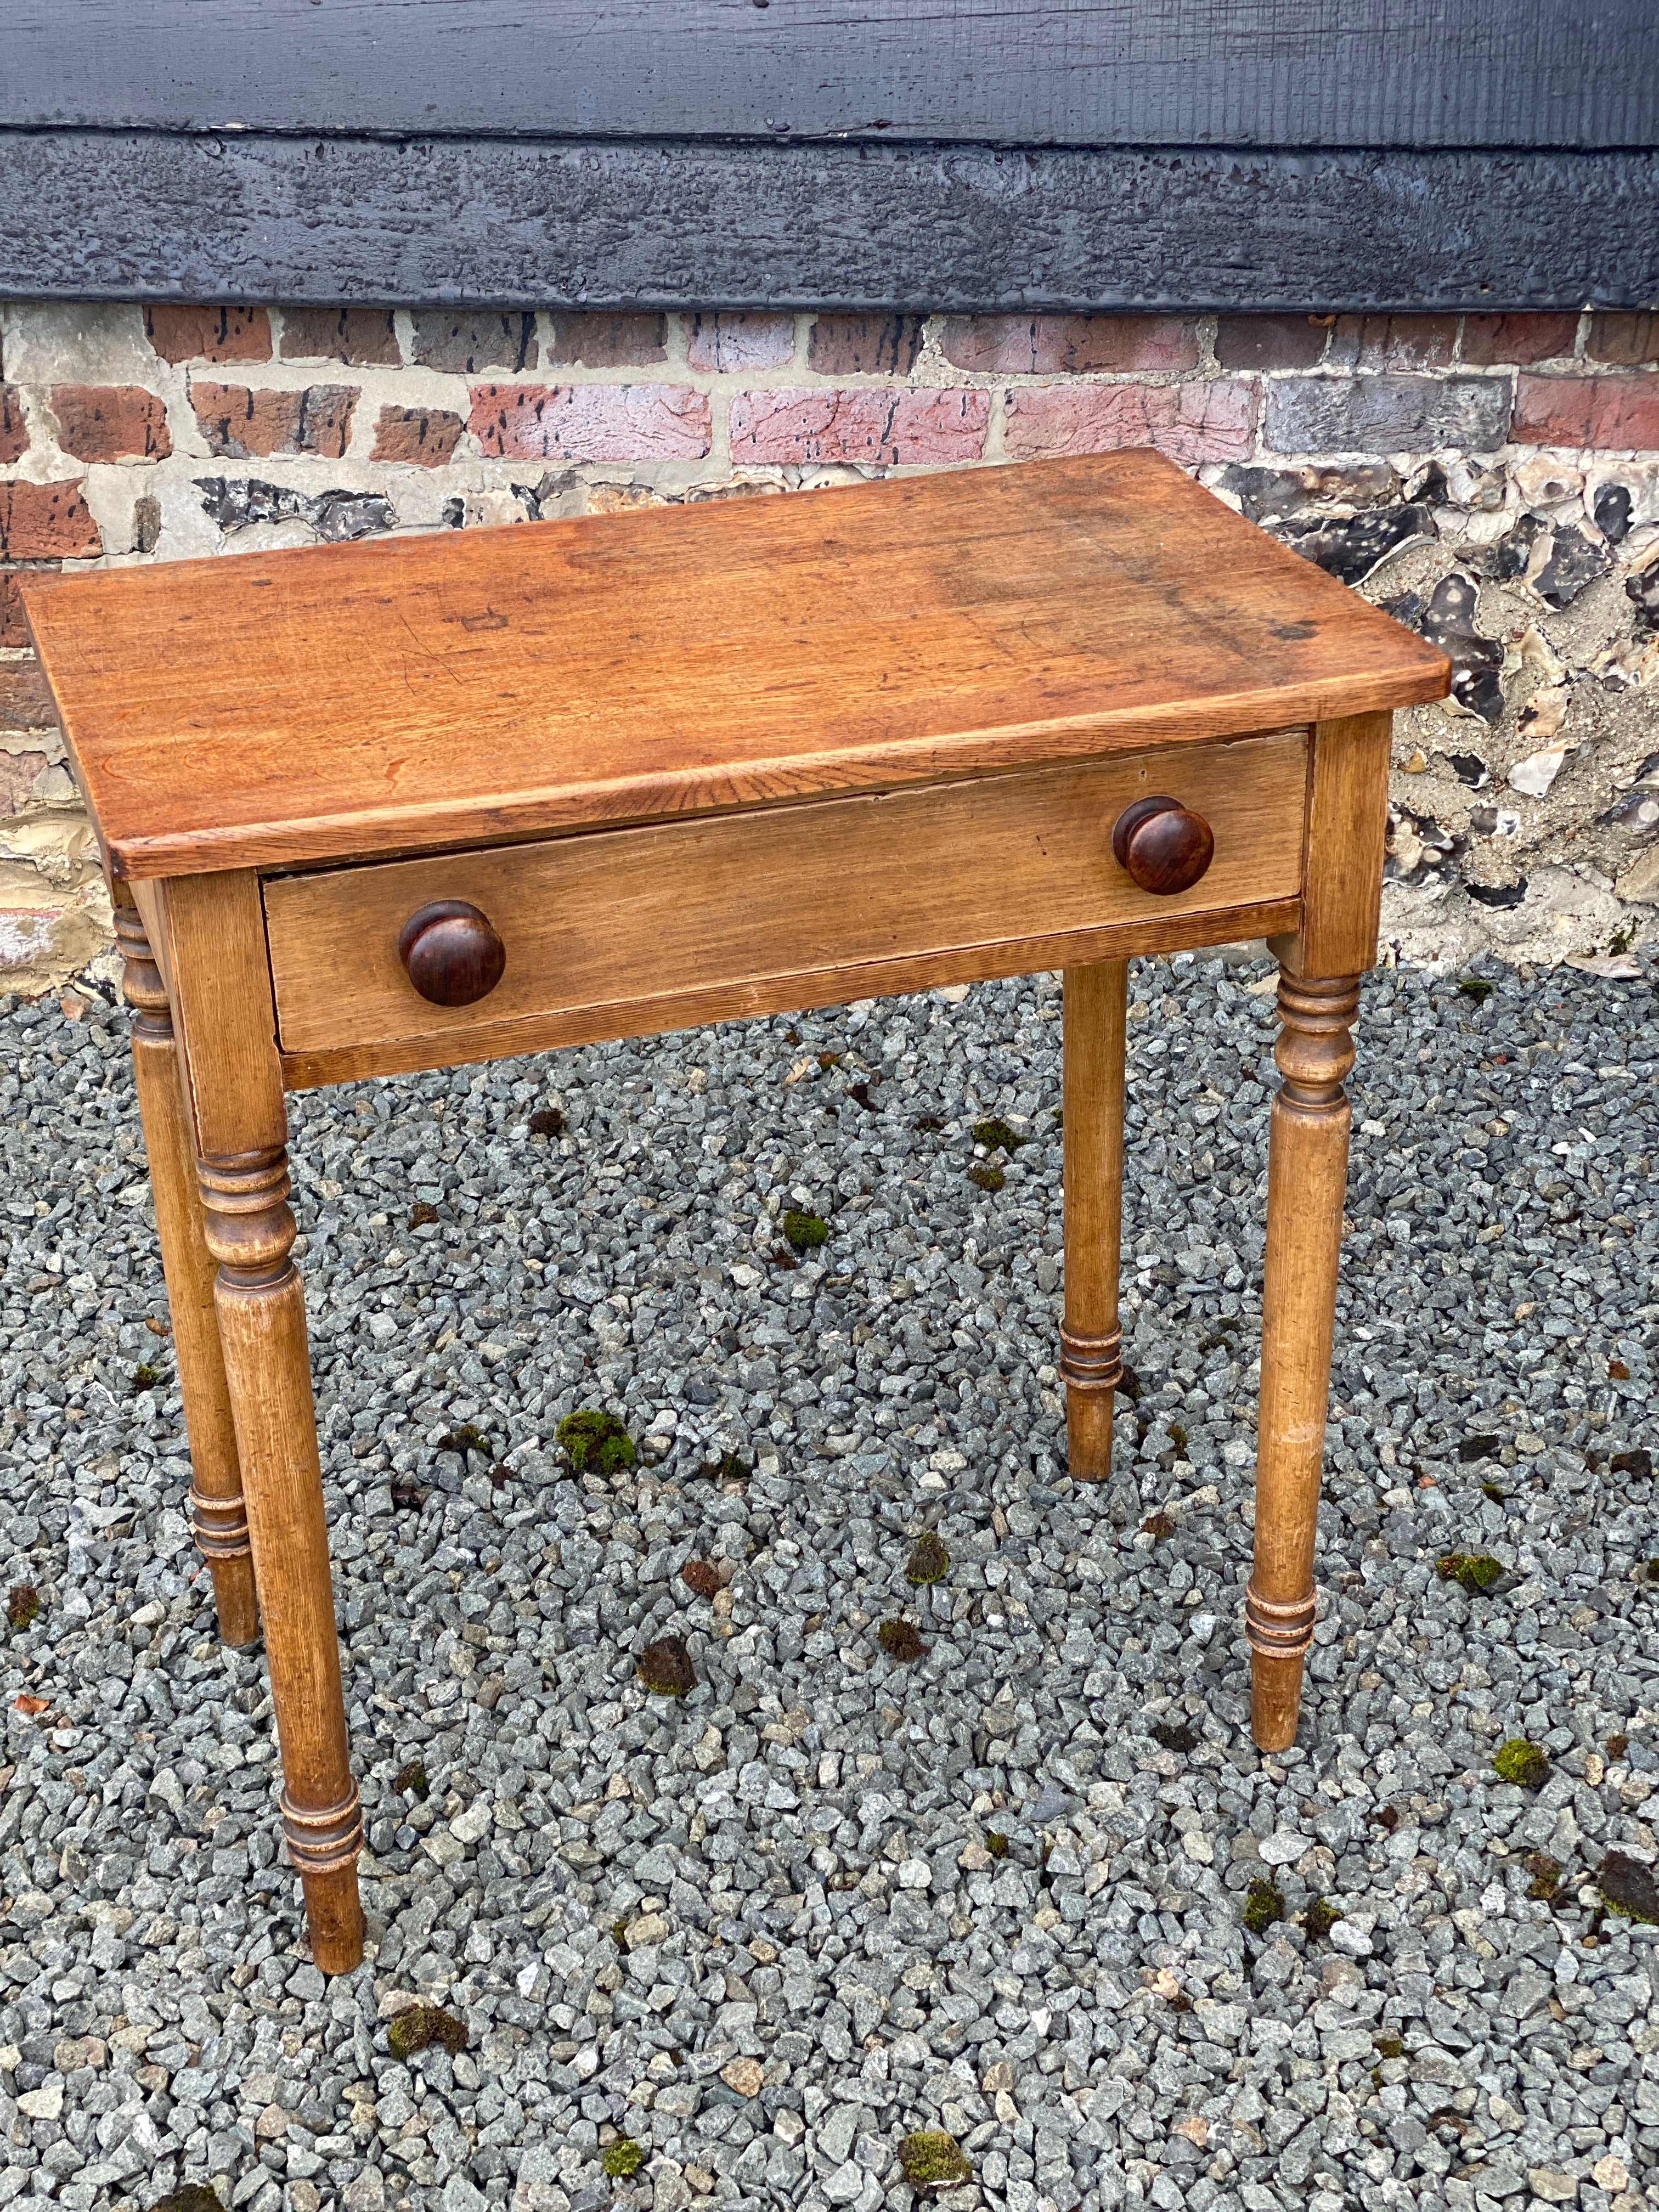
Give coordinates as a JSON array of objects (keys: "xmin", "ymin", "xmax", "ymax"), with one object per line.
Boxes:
[{"xmin": 24, "ymin": 451, "xmax": 1448, "ymax": 1971}]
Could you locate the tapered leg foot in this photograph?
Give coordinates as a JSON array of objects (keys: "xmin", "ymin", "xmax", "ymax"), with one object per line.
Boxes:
[
  {"xmin": 1060, "ymin": 961, "xmax": 1127, "ymax": 1481},
  {"xmin": 204, "ymin": 1148, "xmax": 363, "ymax": 1974},
  {"xmin": 115, "ymin": 894, "xmax": 259, "ymax": 1649},
  {"xmin": 1247, "ymin": 967, "xmax": 1359, "ymax": 1752}
]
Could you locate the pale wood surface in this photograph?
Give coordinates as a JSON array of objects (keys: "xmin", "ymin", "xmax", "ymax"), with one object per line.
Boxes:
[
  {"xmin": 1291, "ymin": 710, "xmax": 1395, "ymax": 979},
  {"xmin": 22, "ymin": 453, "xmax": 1447, "ymax": 880},
  {"xmin": 163, "ymin": 872, "xmax": 364, "ymax": 1972},
  {"xmin": 159, "ymin": 871, "xmax": 287, "ymax": 1161},
  {"xmin": 1061, "ymin": 961, "xmax": 1127, "ymax": 1481},
  {"xmin": 266, "ymin": 731, "xmax": 1307, "ymax": 1062}
]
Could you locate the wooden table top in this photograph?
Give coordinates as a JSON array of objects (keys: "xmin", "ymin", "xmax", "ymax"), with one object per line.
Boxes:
[{"xmin": 24, "ymin": 450, "xmax": 1447, "ymax": 881}]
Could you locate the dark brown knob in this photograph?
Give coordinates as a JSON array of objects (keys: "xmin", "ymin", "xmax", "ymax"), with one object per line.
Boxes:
[
  {"xmin": 1111, "ymin": 795, "xmax": 1215, "ymax": 896},
  {"xmin": 398, "ymin": 900, "xmax": 506, "ymax": 1007}
]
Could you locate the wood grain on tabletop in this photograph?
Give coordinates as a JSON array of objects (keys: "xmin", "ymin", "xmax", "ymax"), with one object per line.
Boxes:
[{"xmin": 22, "ymin": 452, "xmax": 1449, "ymax": 879}]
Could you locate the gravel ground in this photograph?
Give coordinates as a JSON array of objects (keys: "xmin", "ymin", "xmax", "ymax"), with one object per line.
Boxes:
[{"xmin": 3, "ymin": 951, "xmax": 1658, "ymax": 2212}]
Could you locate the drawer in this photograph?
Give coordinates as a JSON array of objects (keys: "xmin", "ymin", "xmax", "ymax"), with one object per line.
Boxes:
[{"xmin": 264, "ymin": 728, "xmax": 1307, "ymax": 1075}]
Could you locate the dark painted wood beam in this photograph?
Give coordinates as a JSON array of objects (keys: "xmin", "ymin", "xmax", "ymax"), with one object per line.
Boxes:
[
  {"xmin": 4, "ymin": 0, "xmax": 1655, "ymax": 150},
  {"xmin": 1, "ymin": 134, "xmax": 1654, "ymax": 312}
]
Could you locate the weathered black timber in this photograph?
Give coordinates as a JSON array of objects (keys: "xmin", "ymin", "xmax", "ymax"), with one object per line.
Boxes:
[
  {"xmin": 4, "ymin": 0, "xmax": 1655, "ymax": 150},
  {"xmin": 1, "ymin": 134, "xmax": 1654, "ymax": 312}
]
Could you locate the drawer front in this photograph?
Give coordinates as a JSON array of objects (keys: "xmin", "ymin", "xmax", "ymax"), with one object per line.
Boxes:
[{"xmin": 264, "ymin": 729, "xmax": 1307, "ymax": 1059}]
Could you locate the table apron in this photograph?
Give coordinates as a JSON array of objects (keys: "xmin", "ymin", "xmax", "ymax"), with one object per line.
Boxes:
[{"xmin": 263, "ymin": 728, "xmax": 1308, "ymax": 1088}]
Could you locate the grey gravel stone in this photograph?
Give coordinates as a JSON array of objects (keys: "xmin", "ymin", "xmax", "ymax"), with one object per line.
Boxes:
[{"xmin": 2, "ymin": 951, "xmax": 1658, "ymax": 2212}]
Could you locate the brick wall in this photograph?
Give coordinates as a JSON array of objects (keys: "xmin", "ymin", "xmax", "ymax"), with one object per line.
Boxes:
[{"xmin": 3, "ymin": 300, "xmax": 1656, "ymax": 992}]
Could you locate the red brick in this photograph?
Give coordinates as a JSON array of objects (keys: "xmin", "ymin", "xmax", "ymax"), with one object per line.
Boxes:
[
  {"xmin": 280, "ymin": 307, "xmax": 401, "ymax": 365},
  {"xmin": 939, "ymin": 315, "xmax": 1199, "ymax": 375},
  {"xmin": 729, "ymin": 388, "xmax": 989, "ymax": 466},
  {"xmin": 410, "ymin": 312, "xmax": 538, "ymax": 374},
  {"xmin": 1587, "ymin": 313, "xmax": 1659, "ymax": 368},
  {"xmin": 0, "ymin": 386, "xmax": 26, "ymax": 466},
  {"xmin": 1214, "ymin": 317, "xmax": 1329, "ymax": 371},
  {"xmin": 51, "ymin": 385, "xmax": 173, "ymax": 463},
  {"xmin": 371, "ymin": 405, "xmax": 465, "ymax": 466},
  {"xmin": 145, "ymin": 303, "xmax": 273, "ymax": 365},
  {"xmin": 1004, "ymin": 380, "xmax": 1257, "ymax": 468},
  {"xmin": 468, "ymin": 384, "xmax": 711, "ymax": 461},
  {"xmin": 0, "ymin": 654, "xmax": 57, "ymax": 730},
  {"xmin": 0, "ymin": 482, "xmax": 102, "ymax": 561},
  {"xmin": 191, "ymin": 382, "xmax": 358, "ymax": 460},
  {"xmin": 1511, "ymin": 373, "xmax": 1659, "ymax": 450},
  {"xmin": 0, "ymin": 571, "xmax": 26, "ymax": 649},
  {"xmin": 1460, "ymin": 313, "xmax": 1579, "ymax": 365},
  {"xmin": 1326, "ymin": 314, "xmax": 1457, "ymax": 370},
  {"xmin": 806, "ymin": 317, "xmax": 928, "ymax": 376},
  {"xmin": 687, "ymin": 314, "xmax": 795, "ymax": 374},
  {"xmin": 544, "ymin": 314, "xmax": 669, "ymax": 370}
]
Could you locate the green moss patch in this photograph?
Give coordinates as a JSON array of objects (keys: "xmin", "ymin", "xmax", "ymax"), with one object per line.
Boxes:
[
  {"xmin": 965, "ymin": 1165, "xmax": 1005, "ymax": 1192},
  {"xmin": 132, "ymin": 1364, "xmax": 162, "ymax": 1391},
  {"xmin": 1302, "ymin": 1896, "xmax": 1341, "ymax": 1942},
  {"xmin": 392, "ymin": 1759, "xmax": 429, "ymax": 1799},
  {"xmin": 971, "ymin": 1118, "xmax": 1029, "ymax": 1153},
  {"xmin": 636, "ymin": 1636, "xmax": 696, "ymax": 1697},
  {"xmin": 557, "ymin": 1408, "xmax": 636, "ymax": 1478},
  {"xmin": 1493, "ymin": 1738, "xmax": 1550, "ymax": 1789},
  {"xmin": 1525, "ymin": 1851, "xmax": 1562, "ymax": 1902},
  {"xmin": 1436, "ymin": 1552, "xmax": 1504, "ymax": 1594},
  {"xmin": 1243, "ymin": 1877, "xmax": 1286, "ymax": 1935},
  {"xmin": 898, "ymin": 2130, "xmax": 972, "ymax": 2189},
  {"xmin": 7, "ymin": 1584, "xmax": 40, "ymax": 1630},
  {"xmin": 386, "ymin": 2002, "xmax": 467, "ymax": 2060},
  {"xmin": 782, "ymin": 1209, "xmax": 830, "ymax": 1252},
  {"xmin": 906, "ymin": 1532, "xmax": 950, "ymax": 1585},
  {"xmin": 436, "ymin": 1420, "xmax": 492, "ymax": 1460},
  {"xmin": 985, "ymin": 1832, "xmax": 1009, "ymax": 1860},
  {"xmin": 600, "ymin": 2137, "xmax": 646, "ymax": 2178},
  {"xmin": 878, "ymin": 1618, "xmax": 926, "ymax": 1662}
]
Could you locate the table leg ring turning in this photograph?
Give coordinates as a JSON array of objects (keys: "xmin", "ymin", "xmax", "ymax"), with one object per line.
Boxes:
[
  {"xmin": 1058, "ymin": 1321, "xmax": 1122, "ymax": 1394},
  {"xmin": 189, "ymin": 1484, "xmax": 252, "ymax": 1561},
  {"xmin": 281, "ymin": 1785, "xmax": 365, "ymax": 1876},
  {"xmin": 1244, "ymin": 1581, "xmax": 1317, "ymax": 1661}
]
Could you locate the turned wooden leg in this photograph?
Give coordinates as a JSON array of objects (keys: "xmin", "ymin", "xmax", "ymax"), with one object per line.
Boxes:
[
  {"xmin": 161, "ymin": 867, "xmax": 363, "ymax": 1973},
  {"xmin": 114, "ymin": 894, "xmax": 258, "ymax": 1647},
  {"xmin": 1248, "ymin": 968, "xmax": 1359, "ymax": 1751},
  {"xmin": 200, "ymin": 1147, "xmax": 364, "ymax": 1969},
  {"xmin": 1060, "ymin": 960, "xmax": 1127, "ymax": 1480}
]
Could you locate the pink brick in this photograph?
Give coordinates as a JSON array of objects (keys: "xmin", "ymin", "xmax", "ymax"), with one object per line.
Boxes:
[
  {"xmin": 686, "ymin": 314, "xmax": 795, "ymax": 373},
  {"xmin": 1511, "ymin": 373, "xmax": 1659, "ymax": 451},
  {"xmin": 941, "ymin": 315, "xmax": 1199, "ymax": 375},
  {"xmin": 469, "ymin": 383, "xmax": 710, "ymax": 461},
  {"xmin": 1004, "ymin": 380, "xmax": 1258, "ymax": 467},
  {"xmin": 729, "ymin": 388, "xmax": 989, "ymax": 466}
]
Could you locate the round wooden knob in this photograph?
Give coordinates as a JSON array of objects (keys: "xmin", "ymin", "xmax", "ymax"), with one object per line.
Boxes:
[
  {"xmin": 398, "ymin": 900, "xmax": 506, "ymax": 1007},
  {"xmin": 1111, "ymin": 795, "xmax": 1216, "ymax": 896}
]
